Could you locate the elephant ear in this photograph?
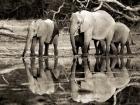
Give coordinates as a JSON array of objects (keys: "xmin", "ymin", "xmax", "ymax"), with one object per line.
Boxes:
[{"xmin": 80, "ymin": 11, "xmax": 93, "ymax": 33}]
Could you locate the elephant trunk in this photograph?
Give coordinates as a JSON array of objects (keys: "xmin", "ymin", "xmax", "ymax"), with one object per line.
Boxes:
[
  {"xmin": 22, "ymin": 27, "xmax": 31, "ymax": 57},
  {"xmin": 70, "ymin": 26, "xmax": 78, "ymax": 55}
]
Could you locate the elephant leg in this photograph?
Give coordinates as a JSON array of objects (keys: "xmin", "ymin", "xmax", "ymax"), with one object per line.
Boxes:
[
  {"xmin": 53, "ymin": 43, "xmax": 58, "ymax": 56},
  {"xmin": 94, "ymin": 40, "xmax": 99, "ymax": 55},
  {"xmin": 105, "ymin": 30, "xmax": 114, "ymax": 56},
  {"xmin": 44, "ymin": 43, "xmax": 49, "ymax": 56},
  {"xmin": 76, "ymin": 46, "xmax": 79, "ymax": 54},
  {"xmin": 30, "ymin": 36, "xmax": 37, "ymax": 56},
  {"xmin": 83, "ymin": 40, "xmax": 90, "ymax": 57},
  {"xmin": 87, "ymin": 43, "xmax": 90, "ymax": 53},
  {"xmin": 81, "ymin": 44, "xmax": 89, "ymax": 54},
  {"xmin": 99, "ymin": 40, "xmax": 106, "ymax": 55},
  {"xmin": 105, "ymin": 40, "xmax": 111, "ymax": 56},
  {"xmin": 110, "ymin": 43, "xmax": 117, "ymax": 55},
  {"xmin": 114, "ymin": 42, "xmax": 119, "ymax": 54},
  {"xmin": 39, "ymin": 38, "xmax": 44, "ymax": 56},
  {"xmin": 120, "ymin": 43, "xmax": 125, "ymax": 54},
  {"xmin": 126, "ymin": 41, "xmax": 132, "ymax": 54},
  {"xmin": 53, "ymin": 35, "xmax": 58, "ymax": 56}
]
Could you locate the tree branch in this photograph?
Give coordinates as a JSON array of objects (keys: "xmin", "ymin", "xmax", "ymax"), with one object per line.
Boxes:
[
  {"xmin": 99, "ymin": 0, "xmax": 140, "ymax": 11},
  {"xmin": 104, "ymin": 3, "xmax": 140, "ymax": 22},
  {"xmin": 94, "ymin": 1, "xmax": 103, "ymax": 11},
  {"xmin": 52, "ymin": 2, "xmax": 65, "ymax": 20}
]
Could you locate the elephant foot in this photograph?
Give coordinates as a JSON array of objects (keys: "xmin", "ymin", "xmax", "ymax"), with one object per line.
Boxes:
[
  {"xmin": 82, "ymin": 53, "xmax": 88, "ymax": 57},
  {"xmin": 95, "ymin": 52, "xmax": 100, "ymax": 55},
  {"xmin": 22, "ymin": 53, "xmax": 25, "ymax": 57},
  {"xmin": 127, "ymin": 51, "xmax": 132, "ymax": 54},
  {"xmin": 38, "ymin": 54, "xmax": 43, "ymax": 57},
  {"xmin": 44, "ymin": 53, "xmax": 49, "ymax": 56},
  {"xmin": 119, "ymin": 53, "xmax": 124, "ymax": 55},
  {"xmin": 30, "ymin": 53, "xmax": 36, "ymax": 57},
  {"xmin": 74, "ymin": 55, "xmax": 79, "ymax": 59},
  {"xmin": 105, "ymin": 53, "xmax": 109, "ymax": 56}
]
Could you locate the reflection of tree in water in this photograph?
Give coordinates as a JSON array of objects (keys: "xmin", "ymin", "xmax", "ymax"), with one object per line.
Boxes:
[{"xmin": 70, "ymin": 56, "xmax": 140, "ymax": 104}]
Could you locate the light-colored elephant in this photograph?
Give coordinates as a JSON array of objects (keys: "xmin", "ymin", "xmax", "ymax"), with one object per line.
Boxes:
[
  {"xmin": 70, "ymin": 57, "xmax": 130, "ymax": 103},
  {"xmin": 70, "ymin": 10, "xmax": 115, "ymax": 56},
  {"xmin": 22, "ymin": 19, "xmax": 59, "ymax": 57},
  {"xmin": 98, "ymin": 22, "xmax": 133, "ymax": 54}
]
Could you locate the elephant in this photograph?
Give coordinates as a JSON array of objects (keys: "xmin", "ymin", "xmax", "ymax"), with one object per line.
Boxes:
[
  {"xmin": 70, "ymin": 10, "xmax": 115, "ymax": 56},
  {"xmin": 22, "ymin": 57, "xmax": 61, "ymax": 95},
  {"xmin": 22, "ymin": 19, "xmax": 59, "ymax": 57},
  {"xmin": 97, "ymin": 22, "xmax": 133, "ymax": 55},
  {"xmin": 70, "ymin": 56, "xmax": 130, "ymax": 103}
]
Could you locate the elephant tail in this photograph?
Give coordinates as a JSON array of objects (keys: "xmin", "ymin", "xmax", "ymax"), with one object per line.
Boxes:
[{"xmin": 129, "ymin": 32, "xmax": 136, "ymax": 45}]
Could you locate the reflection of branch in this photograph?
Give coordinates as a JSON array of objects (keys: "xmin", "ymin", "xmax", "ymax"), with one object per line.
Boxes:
[
  {"xmin": 113, "ymin": 82, "xmax": 140, "ymax": 105},
  {"xmin": 104, "ymin": 3, "xmax": 140, "ymax": 22},
  {"xmin": 1, "ymin": 75, "xmax": 9, "ymax": 85},
  {"xmin": 0, "ymin": 64, "xmax": 24, "ymax": 74}
]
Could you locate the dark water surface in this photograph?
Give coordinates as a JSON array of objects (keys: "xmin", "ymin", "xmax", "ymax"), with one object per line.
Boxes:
[{"xmin": 0, "ymin": 56, "xmax": 139, "ymax": 105}]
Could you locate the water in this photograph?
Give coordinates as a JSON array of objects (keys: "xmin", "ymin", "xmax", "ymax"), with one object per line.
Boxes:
[{"xmin": 0, "ymin": 56, "xmax": 139, "ymax": 105}]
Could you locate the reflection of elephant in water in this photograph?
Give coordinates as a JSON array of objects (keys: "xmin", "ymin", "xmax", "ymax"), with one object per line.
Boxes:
[
  {"xmin": 23, "ymin": 57, "xmax": 59, "ymax": 95},
  {"xmin": 70, "ymin": 57, "xmax": 130, "ymax": 103},
  {"xmin": 98, "ymin": 22, "xmax": 133, "ymax": 55},
  {"xmin": 70, "ymin": 10, "xmax": 115, "ymax": 56},
  {"xmin": 22, "ymin": 19, "xmax": 59, "ymax": 57}
]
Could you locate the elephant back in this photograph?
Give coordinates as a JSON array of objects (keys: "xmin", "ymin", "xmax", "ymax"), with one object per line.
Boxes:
[
  {"xmin": 36, "ymin": 19, "xmax": 54, "ymax": 43},
  {"xmin": 91, "ymin": 10, "xmax": 115, "ymax": 40},
  {"xmin": 113, "ymin": 22, "xmax": 130, "ymax": 43}
]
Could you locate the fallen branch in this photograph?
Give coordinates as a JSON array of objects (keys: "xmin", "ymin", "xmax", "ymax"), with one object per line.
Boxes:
[
  {"xmin": 0, "ymin": 27, "xmax": 14, "ymax": 33},
  {"xmin": 0, "ymin": 31, "xmax": 25, "ymax": 40}
]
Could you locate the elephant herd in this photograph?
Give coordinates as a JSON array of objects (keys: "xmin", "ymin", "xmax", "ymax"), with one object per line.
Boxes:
[{"xmin": 22, "ymin": 10, "xmax": 134, "ymax": 57}]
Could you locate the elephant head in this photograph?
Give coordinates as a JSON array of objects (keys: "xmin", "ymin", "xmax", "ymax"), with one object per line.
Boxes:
[{"xmin": 70, "ymin": 11, "xmax": 94, "ymax": 55}]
